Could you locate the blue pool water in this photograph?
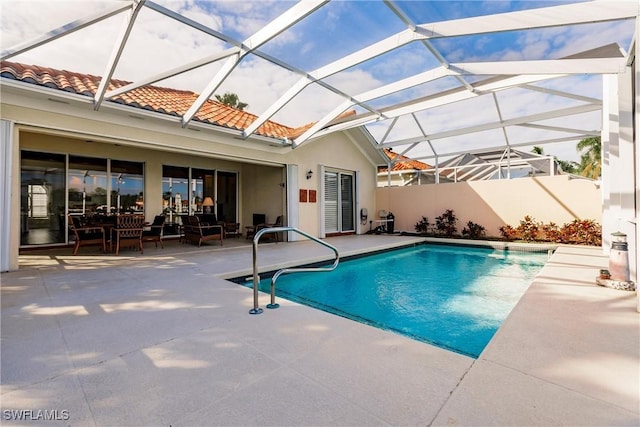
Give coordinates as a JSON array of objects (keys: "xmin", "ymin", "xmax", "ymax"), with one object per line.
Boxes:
[{"xmin": 253, "ymin": 244, "xmax": 547, "ymax": 358}]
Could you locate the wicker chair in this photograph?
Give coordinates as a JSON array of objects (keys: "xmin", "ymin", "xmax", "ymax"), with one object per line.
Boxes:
[
  {"xmin": 68, "ymin": 215, "xmax": 106, "ymax": 255},
  {"xmin": 111, "ymin": 214, "xmax": 145, "ymax": 255}
]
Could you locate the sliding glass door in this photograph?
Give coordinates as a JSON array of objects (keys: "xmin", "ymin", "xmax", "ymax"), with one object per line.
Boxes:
[
  {"xmin": 20, "ymin": 150, "xmax": 146, "ymax": 247},
  {"xmin": 20, "ymin": 151, "xmax": 66, "ymax": 245}
]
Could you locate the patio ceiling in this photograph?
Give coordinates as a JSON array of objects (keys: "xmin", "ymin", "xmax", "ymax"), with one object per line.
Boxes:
[{"xmin": 1, "ymin": 0, "xmax": 637, "ymax": 163}]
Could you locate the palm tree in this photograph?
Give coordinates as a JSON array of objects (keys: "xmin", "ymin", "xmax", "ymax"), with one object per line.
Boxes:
[
  {"xmin": 531, "ymin": 146, "xmax": 544, "ymax": 155},
  {"xmin": 576, "ymin": 136, "xmax": 601, "ymax": 179},
  {"xmin": 530, "ymin": 146, "xmax": 579, "ymax": 174},
  {"xmin": 214, "ymin": 92, "xmax": 248, "ymax": 111}
]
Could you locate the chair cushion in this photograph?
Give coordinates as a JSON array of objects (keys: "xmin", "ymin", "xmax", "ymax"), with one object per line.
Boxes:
[
  {"xmin": 197, "ymin": 214, "xmax": 217, "ymax": 226},
  {"xmin": 77, "ymin": 230, "xmax": 102, "ymax": 240},
  {"xmin": 201, "ymin": 227, "xmax": 221, "ymax": 236}
]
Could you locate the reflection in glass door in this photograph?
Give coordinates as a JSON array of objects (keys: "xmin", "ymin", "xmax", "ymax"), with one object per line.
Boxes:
[
  {"xmin": 68, "ymin": 155, "xmax": 108, "ymax": 216},
  {"xmin": 192, "ymin": 168, "xmax": 215, "ymax": 215},
  {"xmin": 20, "ymin": 151, "xmax": 67, "ymax": 245},
  {"xmin": 162, "ymin": 166, "xmax": 189, "ymax": 230},
  {"xmin": 111, "ymin": 160, "xmax": 144, "ymax": 214}
]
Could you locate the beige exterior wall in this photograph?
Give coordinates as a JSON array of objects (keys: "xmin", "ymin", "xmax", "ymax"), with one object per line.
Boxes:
[
  {"xmin": 376, "ymin": 176, "xmax": 602, "ymax": 237},
  {"xmin": 286, "ymin": 133, "xmax": 379, "ymax": 237},
  {"xmin": 1, "ymin": 88, "xmax": 381, "ymax": 270}
]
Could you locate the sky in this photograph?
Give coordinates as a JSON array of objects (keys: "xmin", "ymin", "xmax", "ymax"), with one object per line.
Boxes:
[{"xmin": 1, "ymin": 0, "xmax": 636, "ymax": 163}]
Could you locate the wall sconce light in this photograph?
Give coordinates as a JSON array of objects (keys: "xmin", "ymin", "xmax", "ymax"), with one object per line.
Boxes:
[{"xmin": 306, "ymin": 170, "xmax": 313, "ymax": 180}]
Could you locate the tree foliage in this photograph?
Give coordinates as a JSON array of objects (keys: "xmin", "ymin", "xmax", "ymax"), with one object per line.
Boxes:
[
  {"xmin": 530, "ymin": 146, "xmax": 579, "ymax": 174},
  {"xmin": 214, "ymin": 92, "xmax": 248, "ymax": 111},
  {"xmin": 576, "ymin": 136, "xmax": 601, "ymax": 179}
]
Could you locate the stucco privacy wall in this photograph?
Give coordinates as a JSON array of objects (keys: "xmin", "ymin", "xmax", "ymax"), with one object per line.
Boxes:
[{"xmin": 376, "ymin": 175, "xmax": 601, "ymax": 236}]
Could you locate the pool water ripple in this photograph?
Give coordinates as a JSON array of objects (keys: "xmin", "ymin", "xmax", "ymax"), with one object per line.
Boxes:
[{"xmin": 253, "ymin": 244, "xmax": 547, "ymax": 357}]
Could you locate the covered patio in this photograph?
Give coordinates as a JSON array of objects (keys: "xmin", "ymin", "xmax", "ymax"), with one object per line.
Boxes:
[{"xmin": 2, "ymin": 235, "xmax": 638, "ymax": 425}]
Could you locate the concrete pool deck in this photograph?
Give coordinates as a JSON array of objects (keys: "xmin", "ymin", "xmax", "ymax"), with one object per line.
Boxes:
[{"xmin": 1, "ymin": 235, "xmax": 638, "ymax": 426}]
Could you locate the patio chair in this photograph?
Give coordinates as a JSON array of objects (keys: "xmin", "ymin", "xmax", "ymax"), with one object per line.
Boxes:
[
  {"xmin": 256, "ymin": 215, "xmax": 284, "ymax": 242},
  {"xmin": 68, "ymin": 214, "xmax": 106, "ymax": 255},
  {"xmin": 183, "ymin": 215, "xmax": 223, "ymax": 247},
  {"xmin": 245, "ymin": 213, "xmax": 266, "ymax": 240},
  {"xmin": 111, "ymin": 214, "xmax": 145, "ymax": 255},
  {"xmin": 224, "ymin": 221, "xmax": 241, "ymax": 238},
  {"xmin": 142, "ymin": 215, "xmax": 165, "ymax": 249}
]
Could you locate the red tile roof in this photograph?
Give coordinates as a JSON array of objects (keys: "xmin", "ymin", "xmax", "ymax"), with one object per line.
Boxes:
[
  {"xmin": 378, "ymin": 148, "xmax": 432, "ymax": 172},
  {"xmin": 0, "ymin": 61, "xmax": 300, "ymax": 140}
]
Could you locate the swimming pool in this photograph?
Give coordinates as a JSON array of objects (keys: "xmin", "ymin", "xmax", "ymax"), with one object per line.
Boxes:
[{"xmin": 250, "ymin": 244, "xmax": 547, "ymax": 358}]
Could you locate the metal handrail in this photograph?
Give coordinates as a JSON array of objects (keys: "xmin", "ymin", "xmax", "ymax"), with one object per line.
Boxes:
[{"xmin": 249, "ymin": 226, "xmax": 340, "ymax": 314}]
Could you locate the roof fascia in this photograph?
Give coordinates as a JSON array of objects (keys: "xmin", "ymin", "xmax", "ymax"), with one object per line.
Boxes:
[{"xmin": 1, "ymin": 78, "xmax": 291, "ymax": 148}]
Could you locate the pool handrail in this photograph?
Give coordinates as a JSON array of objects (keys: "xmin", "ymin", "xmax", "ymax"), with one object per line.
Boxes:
[{"xmin": 250, "ymin": 226, "xmax": 340, "ymax": 314}]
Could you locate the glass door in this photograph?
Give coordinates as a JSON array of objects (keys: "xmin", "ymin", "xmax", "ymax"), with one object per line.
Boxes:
[
  {"xmin": 191, "ymin": 168, "xmax": 215, "ymax": 216},
  {"xmin": 68, "ymin": 155, "xmax": 108, "ymax": 217},
  {"xmin": 216, "ymin": 171, "xmax": 237, "ymax": 223},
  {"xmin": 20, "ymin": 151, "xmax": 66, "ymax": 245},
  {"xmin": 111, "ymin": 160, "xmax": 144, "ymax": 214},
  {"xmin": 162, "ymin": 165, "xmax": 189, "ymax": 234},
  {"xmin": 324, "ymin": 170, "xmax": 355, "ymax": 234},
  {"xmin": 340, "ymin": 173, "xmax": 355, "ymax": 232}
]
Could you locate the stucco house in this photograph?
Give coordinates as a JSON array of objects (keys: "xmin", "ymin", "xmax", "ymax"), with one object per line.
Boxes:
[{"xmin": 0, "ymin": 61, "xmax": 386, "ymax": 271}]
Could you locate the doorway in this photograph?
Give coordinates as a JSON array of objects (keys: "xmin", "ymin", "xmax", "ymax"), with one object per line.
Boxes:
[
  {"xmin": 323, "ymin": 170, "xmax": 355, "ymax": 234},
  {"xmin": 216, "ymin": 171, "xmax": 238, "ymax": 222}
]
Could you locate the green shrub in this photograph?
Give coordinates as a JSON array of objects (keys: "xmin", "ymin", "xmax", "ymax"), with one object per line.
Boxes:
[
  {"xmin": 462, "ymin": 221, "xmax": 486, "ymax": 239},
  {"xmin": 435, "ymin": 209, "xmax": 458, "ymax": 237},
  {"xmin": 414, "ymin": 216, "xmax": 430, "ymax": 234}
]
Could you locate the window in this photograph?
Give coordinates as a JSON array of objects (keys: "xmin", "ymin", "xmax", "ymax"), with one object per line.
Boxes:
[{"xmin": 27, "ymin": 185, "xmax": 48, "ymax": 218}]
